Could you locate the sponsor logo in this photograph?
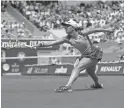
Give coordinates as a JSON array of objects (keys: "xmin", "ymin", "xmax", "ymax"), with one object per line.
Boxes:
[
  {"xmin": 3, "ymin": 63, "xmax": 10, "ymax": 71},
  {"xmin": 11, "ymin": 67, "xmax": 19, "ymax": 73},
  {"xmin": 17, "ymin": 52, "xmax": 26, "ymax": 61},
  {"xmin": 1, "ymin": 41, "xmax": 27, "ymax": 48},
  {"xmin": 11, "ymin": 63, "xmax": 20, "ymax": 73},
  {"xmin": 11, "ymin": 63, "xmax": 19, "ymax": 68},
  {"xmin": 1, "ymin": 40, "xmax": 58, "ymax": 49},
  {"xmin": 100, "ymin": 66, "xmax": 122, "ymax": 72},
  {"xmin": 55, "ymin": 66, "xmax": 67, "ymax": 74},
  {"xmin": 29, "ymin": 41, "xmax": 52, "ymax": 48},
  {"xmin": 34, "ymin": 67, "xmax": 48, "ymax": 73},
  {"xmin": 27, "ymin": 67, "xmax": 33, "ymax": 74}
]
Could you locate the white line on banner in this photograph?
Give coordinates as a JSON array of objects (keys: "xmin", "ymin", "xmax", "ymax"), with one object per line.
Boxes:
[{"xmin": 1, "ymin": 55, "xmax": 81, "ymax": 60}]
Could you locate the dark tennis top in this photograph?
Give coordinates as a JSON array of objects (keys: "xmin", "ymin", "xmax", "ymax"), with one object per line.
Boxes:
[{"xmin": 65, "ymin": 34, "xmax": 92, "ymax": 55}]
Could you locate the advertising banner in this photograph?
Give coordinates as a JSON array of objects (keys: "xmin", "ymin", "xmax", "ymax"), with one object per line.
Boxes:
[
  {"xmin": 48, "ymin": 64, "xmax": 74, "ymax": 75},
  {"xmin": 23, "ymin": 65, "xmax": 49, "ymax": 75},
  {"xmin": 1, "ymin": 39, "xmax": 59, "ymax": 50},
  {"xmin": 21, "ymin": 62, "xmax": 124, "ymax": 76},
  {"xmin": 1, "ymin": 63, "xmax": 21, "ymax": 74},
  {"xmin": 1, "ymin": 39, "xmax": 60, "ymax": 74},
  {"xmin": 22, "ymin": 64, "xmax": 87, "ymax": 75},
  {"xmin": 1, "ymin": 47, "xmax": 37, "ymax": 74},
  {"xmin": 97, "ymin": 62, "xmax": 124, "ymax": 75}
]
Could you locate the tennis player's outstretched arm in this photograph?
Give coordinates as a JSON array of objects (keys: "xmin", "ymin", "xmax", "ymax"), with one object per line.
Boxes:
[
  {"xmin": 81, "ymin": 17, "xmax": 120, "ymax": 36},
  {"xmin": 37, "ymin": 37, "xmax": 68, "ymax": 48},
  {"xmin": 81, "ymin": 27, "xmax": 113, "ymax": 36}
]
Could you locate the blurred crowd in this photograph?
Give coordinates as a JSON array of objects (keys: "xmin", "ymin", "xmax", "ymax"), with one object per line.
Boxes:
[
  {"xmin": 9, "ymin": 1, "xmax": 124, "ymax": 41},
  {"xmin": 10, "ymin": 1, "xmax": 63, "ymax": 31},
  {"xmin": 1, "ymin": 0, "xmax": 7, "ymax": 13},
  {"xmin": 1, "ymin": 0, "xmax": 124, "ymax": 60},
  {"xmin": 1, "ymin": 19, "xmax": 32, "ymax": 38},
  {"xmin": 1, "ymin": 1, "xmax": 124, "ymax": 42},
  {"xmin": 1, "ymin": 1, "xmax": 32, "ymax": 38}
]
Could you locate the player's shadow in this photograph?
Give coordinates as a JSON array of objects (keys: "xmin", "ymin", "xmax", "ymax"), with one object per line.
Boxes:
[{"xmin": 73, "ymin": 88, "xmax": 103, "ymax": 92}]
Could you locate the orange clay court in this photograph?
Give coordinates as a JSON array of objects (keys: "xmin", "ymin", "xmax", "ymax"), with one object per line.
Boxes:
[{"xmin": 1, "ymin": 75, "xmax": 124, "ymax": 108}]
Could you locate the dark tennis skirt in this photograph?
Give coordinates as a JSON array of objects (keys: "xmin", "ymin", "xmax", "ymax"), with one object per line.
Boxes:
[{"xmin": 79, "ymin": 46, "xmax": 103, "ymax": 61}]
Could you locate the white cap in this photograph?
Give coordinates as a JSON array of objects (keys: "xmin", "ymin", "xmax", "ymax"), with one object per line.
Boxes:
[{"xmin": 61, "ymin": 19, "xmax": 79, "ymax": 28}]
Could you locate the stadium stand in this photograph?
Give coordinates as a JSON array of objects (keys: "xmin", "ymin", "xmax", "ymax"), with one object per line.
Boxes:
[
  {"xmin": 8, "ymin": 1, "xmax": 124, "ymax": 41},
  {"xmin": 1, "ymin": 1, "xmax": 32, "ymax": 38},
  {"xmin": 1, "ymin": 0, "xmax": 124, "ymax": 61}
]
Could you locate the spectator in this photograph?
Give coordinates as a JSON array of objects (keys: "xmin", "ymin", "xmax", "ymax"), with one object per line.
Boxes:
[
  {"xmin": 2, "ymin": 1, "xmax": 124, "ymax": 43},
  {"xmin": 120, "ymin": 54, "xmax": 124, "ymax": 60}
]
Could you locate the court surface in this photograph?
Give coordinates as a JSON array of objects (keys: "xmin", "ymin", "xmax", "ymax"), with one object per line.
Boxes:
[{"xmin": 1, "ymin": 75, "xmax": 124, "ymax": 108}]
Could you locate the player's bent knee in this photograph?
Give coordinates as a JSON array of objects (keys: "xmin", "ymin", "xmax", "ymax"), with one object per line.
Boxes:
[
  {"xmin": 75, "ymin": 66, "xmax": 86, "ymax": 74},
  {"xmin": 72, "ymin": 67, "xmax": 83, "ymax": 74},
  {"xmin": 87, "ymin": 69, "xmax": 96, "ymax": 75}
]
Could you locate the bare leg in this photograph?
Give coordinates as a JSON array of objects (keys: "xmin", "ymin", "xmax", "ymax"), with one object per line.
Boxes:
[
  {"xmin": 86, "ymin": 65, "xmax": 101, "ymax": 86},
  {"xmin": 65, "ymin": 67, "xmax": 81, "ymax": 87},
  {"xmin": 55, "ymin": 58, "xmax": 101, "ymax": 92},
  {"xmin": 66, "ymin": 58, "xmax": 97, "ymax": 87}
]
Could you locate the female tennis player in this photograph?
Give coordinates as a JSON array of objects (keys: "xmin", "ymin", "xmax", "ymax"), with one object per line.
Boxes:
[{"xmin": 28, "ymin": 19, "xmax": 119, "ymax": 92}]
